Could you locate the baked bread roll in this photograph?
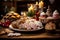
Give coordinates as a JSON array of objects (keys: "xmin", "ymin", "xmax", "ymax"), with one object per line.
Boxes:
[
  {"xmin": 45, "ymin": 22, "xmax": 56, "ymax": 30},
  {"xmin": 11, "ymin": 21, "xmax": 19, "ymax": 29}
]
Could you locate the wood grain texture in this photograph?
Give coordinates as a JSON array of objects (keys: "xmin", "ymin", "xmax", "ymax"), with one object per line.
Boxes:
[{"xmin": 0, "ymin": 28, "xmax": 60, "ymax": 38}]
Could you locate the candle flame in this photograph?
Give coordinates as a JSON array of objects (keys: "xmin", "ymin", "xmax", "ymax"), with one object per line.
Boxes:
[{"xmin": 39, "ymin": 1, "xmax": 44, "ymax": 8}]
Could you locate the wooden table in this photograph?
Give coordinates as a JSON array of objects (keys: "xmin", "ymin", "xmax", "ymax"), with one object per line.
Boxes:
[{"xmin": 0, "ymin": 28, "xmax": 60, "ymax": 39}]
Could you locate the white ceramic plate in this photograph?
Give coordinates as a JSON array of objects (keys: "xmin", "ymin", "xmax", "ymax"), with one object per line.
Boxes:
[{"xmin": 9, "ymin": 24, "xmax": 44, "ymax": 32}]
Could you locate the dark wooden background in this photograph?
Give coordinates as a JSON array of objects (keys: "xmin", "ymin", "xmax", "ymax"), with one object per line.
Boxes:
[{"xmin": 0, "ymin": 0, "xmax": 60, "ymax": 19}]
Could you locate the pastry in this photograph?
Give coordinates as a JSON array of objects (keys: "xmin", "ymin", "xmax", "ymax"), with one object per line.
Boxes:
[
  {"xmin": 11, "ymin": 19, "xmax": 43, "ymax": 30},
  {"xmin": 0, "ymin": 31, "xmax": 6, "ymax": 35},
  {"xmin": 16, "ymin": 15, "xmax": 20, "ymax": 18},
  {"xmin": 2, "ymin": 11, "xmax": 21, "ymax": 22},
  {"xmin": 4, "ymin": 29, "xmax": 14, "ymax": 33},
  {"xmin": 40, "ymin": 12, "xmax": 46, "ymax": 17},
  {"xmin": 53, "ymin": 10, "xmax": 59, "ymax": 19},
  {"xmin": 11, "ymin": 16, "xmax": 16, "ymax": 18},
  {"xmin": 11, "ymin": 21, "xmax": 19, "ymax": 29},
  {"xmin": 45, "ymin": 22, "xmax": 56, "ymax": 30},
  {"xmin": 13, "ymin": 13, "xmax": 18, "ymax": 16},
  {"xmin": 46, "ymin": 17, "xmax": 54, "ymax": 23}
]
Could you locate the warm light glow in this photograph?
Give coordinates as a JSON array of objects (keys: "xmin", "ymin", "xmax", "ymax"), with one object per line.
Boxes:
[
  {"xmin": 28, "ymin": 4, "xmax": 34, "ymax": 12},
  {"xmin": 39, "ymin": 1, "xmax": 44, "ymax": 8},
  {"xmin": 23, "ymin": 12, "xmax": 26, "ymax": 16},
  {"xmin": 36, "ymin": 2, "xmax": 38, "ymax": 5}
]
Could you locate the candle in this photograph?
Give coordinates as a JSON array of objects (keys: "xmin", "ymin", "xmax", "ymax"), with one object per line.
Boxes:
[
  {"xmin": 23, "ymin": 12, "xmax": 26, "ymax": 17},
  {"xmin": 36, "ymin": 2, "xmax": 39, "ymax": 5},
  {"xmin": 39, "ymin": 1, "xmax": 44, "ymax": 8},
  {"xmin": 28, "ymin": 4, "xmax": 34, "ymax": 12}
]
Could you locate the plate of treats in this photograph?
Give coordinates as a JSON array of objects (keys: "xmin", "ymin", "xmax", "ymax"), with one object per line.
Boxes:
[{"xmin": 9, "ymin": 19, "xmax": 44, "ymax": 32}]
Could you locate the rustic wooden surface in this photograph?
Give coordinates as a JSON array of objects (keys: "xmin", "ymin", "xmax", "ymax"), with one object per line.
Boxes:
[{"xmin": 0, "ymin": 28, "xmax": 60, "ymax": 39}]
